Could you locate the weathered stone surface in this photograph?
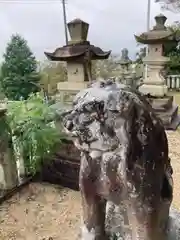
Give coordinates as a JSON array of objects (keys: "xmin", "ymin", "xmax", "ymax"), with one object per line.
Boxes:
[
  {"xmin": 148, "ymin": 96, "xmax": 173, "ymax": 112},
  {"xmin": 139, "ymin": 83, "xmax": 168, "ymax": 97},
  {"xmin": 135, "ymin": 14, "xmax": 174, "ymax": 94},
  {"xmin": 0, "ymin": 109, "xmax": 18, "ymax": 190},
  {"xmin": 168, "ymin": 114, "xmax": 180, "ymax": 130},
  {"xmin": 106, "ymin": 205, "xmax": 180, "ymax": 239},
  {"xmin": 156, "ymin": 105, "xmax": 178, "ymax": 124},
  {"xmin": 63, "ymin": 80, "xmax": 174, "ymax": 240},
  {"xmin": 134, "ymin": 14, "xmax": 180, "ymax": 130},
  {"xmin": 147, "ymin": 97, "xmax": 180, "ymax": 130},
  {"xmin": 167, "ymin": 208, "xmax": 180, "ymax": 239}
]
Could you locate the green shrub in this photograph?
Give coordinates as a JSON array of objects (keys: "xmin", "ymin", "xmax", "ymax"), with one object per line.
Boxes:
[{"xmin": 7, "ymin": 93, "xmax": 63, "ymax": 175}]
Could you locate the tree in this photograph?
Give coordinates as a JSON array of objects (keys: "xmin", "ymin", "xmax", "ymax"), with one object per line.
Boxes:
[
  {"xmin": 92, "ymin": 55, "xmax": 121, "ymax": 79},
  {"xmin": 39, "ymin": 61, "xmax": 67, "ymax": 96},
  {"xmin": 155, "ymin": 0, "xmax": 180, "ymax": 12},
  {"xmin": 0, "ymin": 34, "xmax": 40, "ymax": 100},
  {"xmin": 0, "ymin": 64, "xmax": 7, "ymax": 100},
  {"xmin": 164, "ymin": 22, "xmax": 180, "ymax": 73}
]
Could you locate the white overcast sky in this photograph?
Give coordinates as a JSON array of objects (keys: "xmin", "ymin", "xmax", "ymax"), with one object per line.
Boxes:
[{"xmin": 0, "ymin": 0, "xmax": 178, "ymax": 61}]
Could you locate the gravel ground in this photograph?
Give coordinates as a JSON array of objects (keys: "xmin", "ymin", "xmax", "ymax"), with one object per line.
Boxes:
[
  {"xmin": 0, "ymin": 131, "xmax": 180, "ymax": 240},
  {"xmin": 166, "ymin": 130, "xmax": 180, "ymax": 210},
  {"xmin": 0, "ymin": 184, "xmax": 81, "ymax": 240}
]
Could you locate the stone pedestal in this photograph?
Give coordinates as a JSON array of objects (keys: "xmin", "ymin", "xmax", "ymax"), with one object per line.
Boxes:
[
  {"xmin": 57, "ymin": 81, "xmax": 88, "ymax": 104},
  {"xmin": 140, "ymin": 84, "xmax": 168, "ymax": 96},
  {"xmin": 139, "ymin": 49, "xmax": 169, "ymax": 97},
  {"xmin": 147, "ymin": 97, "xmax": 180, "ymax": 130}
]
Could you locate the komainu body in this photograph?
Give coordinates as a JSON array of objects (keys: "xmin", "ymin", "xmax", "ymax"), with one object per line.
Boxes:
[{"xmin": 63, "ymin": 80, "xmax": 173, "ymax": 240}]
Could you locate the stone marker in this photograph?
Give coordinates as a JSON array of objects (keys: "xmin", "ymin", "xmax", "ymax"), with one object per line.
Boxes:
[
  {"xmin": 134, "ymin": 14, "xmax": 180, "ymax": 130},
  {"xmin": 0, "ymin": 108, "xmax": 18, "ymax": 192},
  {"xmin": 62, "ymin": 79, "xmax": 178, "ymax": 239},
  {"xmin": 44, "ymin": 18, "xmax": 111, "ymax": 105}
]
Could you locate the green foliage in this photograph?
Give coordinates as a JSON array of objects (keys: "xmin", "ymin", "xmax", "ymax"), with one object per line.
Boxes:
[
  {"xmin": 164, "ymin": 23, "xmax": 180, "ymax": 74},
  {"xmin": 7, "ymin": 93, "xmax": 62, "ymax": 175},
  {"xmin": 92, "ymin": 55, "xmax": 120, "ymax": 79},
  {"xmin": 39, "ymin": 61, "xmax": 67, "ymax": 96},
  {"xmin": 155, "ymin": 0, "xmax": 180, "ymax": 12},
  {"xmin": 135, "ymin": 47, "xmax": 146, "ymax": 64},
  {"xmin": 109, "ymin": 233, "xmax": 121, "ymax": 240},
  {"xmin": 0, "ymin": 65, "xmax": 5, "ymax": 99},
  {"xmin": 165, "ymin": 49, "xmax": 180, "ymax": 74},
  {"xmin": 0, "ymin": 34, "xmax": 40, "ymax": 100}
]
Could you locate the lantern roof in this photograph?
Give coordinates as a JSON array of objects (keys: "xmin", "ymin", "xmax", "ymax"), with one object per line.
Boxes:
[
  {"xmin": 44, "ymin": 18, "xmax": 111, "ymax": 61},
  {"xmin": 134, "ymin": 14, "xmax": 177, "ymax": 44}
]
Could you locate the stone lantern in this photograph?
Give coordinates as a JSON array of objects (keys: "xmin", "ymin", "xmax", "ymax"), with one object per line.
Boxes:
[
  {"xmin": 135, "ymin": 14, "xmax": 180, "ymax": 130},
  {"xmin": 118, "ymin": 48, "xmax": 132, "ymax": 72},
  {"xmin": 117, "ymin": 48, "xmax": 133, "ymax": 86},
  {"xmin": 44, "ymin": 18, "xmax": 111, "ymax": 105}
]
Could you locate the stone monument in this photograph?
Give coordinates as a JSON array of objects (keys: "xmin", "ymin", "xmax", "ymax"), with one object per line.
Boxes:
[
  {"xmin": 62, "ymin": 79, "xmax": 178, "ymax": 240},
  {"xmin": 44, "ymin": 18, "xmax": 111, "ymax": 105},
  {"xmin": 134, "ymin": 14, "xmax": 180, "ymax": 130}
]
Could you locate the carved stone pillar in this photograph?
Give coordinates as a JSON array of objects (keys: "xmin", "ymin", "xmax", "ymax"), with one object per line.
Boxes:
[{"xmin": 0, "ymin": 109, "xmax": 18, "ymax": 190}]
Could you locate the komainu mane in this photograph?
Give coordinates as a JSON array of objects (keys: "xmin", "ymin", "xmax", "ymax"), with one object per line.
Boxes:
[{"xmin": 63, "ymin": 80, "xmax": 173, "ymax": 240}]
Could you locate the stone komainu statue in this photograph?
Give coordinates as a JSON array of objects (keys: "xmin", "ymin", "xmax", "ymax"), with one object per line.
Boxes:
[{"xmin": 63, "ymin": 80, "xmax": 173, "ymax": 240}]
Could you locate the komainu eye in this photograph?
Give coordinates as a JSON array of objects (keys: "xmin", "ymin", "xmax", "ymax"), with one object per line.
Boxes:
[
  {"xmin": 80, "ymin": 128, "xmax": 93, "ymax": 142},
  {"xmin": 79, "ymin": 113, "xmax": 92, "ymax": 125}
]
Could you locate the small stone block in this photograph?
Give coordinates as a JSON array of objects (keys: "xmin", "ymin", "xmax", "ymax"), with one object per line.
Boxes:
[
  {"xmin": 149, "ymin": 96, "xmax": 173, "ymax": 112},
  {"xmin": 165, "ymin": 114, "xmax": 180, "ymax": 131}
]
